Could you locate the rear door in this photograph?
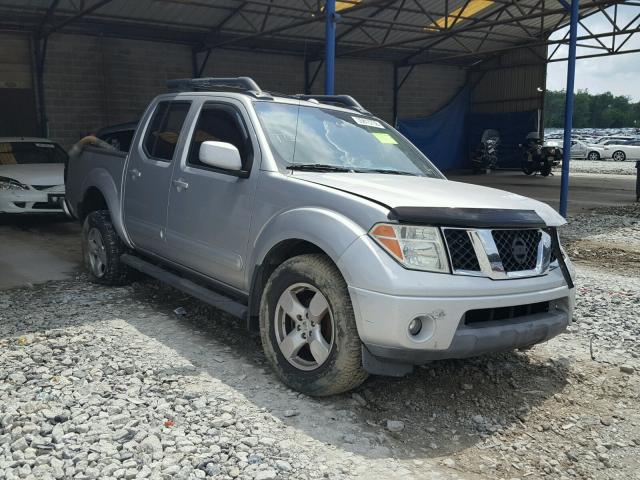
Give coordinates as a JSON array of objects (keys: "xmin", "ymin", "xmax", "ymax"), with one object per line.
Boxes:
[
  {"xmin": 571, "ymin": 140, "xmax": 585, "ymax": 158},
  {"xmin": 123, "ymin": 99, "xmax": 191, "ymax": 256},
  {"xmin": 626, "ymin": 141, "xmax": 640, "ymax": 158},
  {"xmin": 165, "ymin": 98, "xmax": 259, "ymax": 289}
]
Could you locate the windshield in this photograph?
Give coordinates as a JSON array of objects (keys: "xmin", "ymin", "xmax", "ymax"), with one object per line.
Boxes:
[
  {"xmin": 0, "ymin": 142, "xmax": 67, "ymax": 165},
  {"xmin": 254, "ymin": 101, "xmax": 443, "ymax": 178}
]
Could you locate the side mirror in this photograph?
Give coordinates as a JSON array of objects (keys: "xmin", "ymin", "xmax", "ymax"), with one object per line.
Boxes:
[{"xmin": 199, "ymin": 141, "xmax": 242, "ymax": 171}]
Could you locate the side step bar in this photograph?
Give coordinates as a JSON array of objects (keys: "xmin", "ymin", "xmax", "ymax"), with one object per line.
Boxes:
[{"xmin": 121, "ymin": 254, "xmax": 248, "ymax": 319}]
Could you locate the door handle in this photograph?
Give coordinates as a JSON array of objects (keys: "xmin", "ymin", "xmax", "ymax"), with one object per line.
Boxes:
[
  {"xmin": 129, "ymin": 168, "xmax": 141, "ymax": 179},
  {"xmin": 172, "ymin": 178, "xmax": 189, "ymax": 191}
]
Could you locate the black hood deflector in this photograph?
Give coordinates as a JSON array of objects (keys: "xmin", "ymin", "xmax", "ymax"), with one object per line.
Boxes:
[{"xmin": 387, "ymin": 207, "xmax": 547, "ymax": 229}]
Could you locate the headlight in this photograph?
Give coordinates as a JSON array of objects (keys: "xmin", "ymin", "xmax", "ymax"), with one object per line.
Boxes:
[
  {"xmin": 369, "ymin": 223, "xmax": 450, "ymax": 273},
  {"xmin": 0, "ymin": 177, "xmax": 28, "ymax": 191}
]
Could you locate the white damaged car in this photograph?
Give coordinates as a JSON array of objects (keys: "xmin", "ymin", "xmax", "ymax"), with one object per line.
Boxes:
[{"xmin": 0, "ymin": 137, "xmax": 68, "ymax": 214}]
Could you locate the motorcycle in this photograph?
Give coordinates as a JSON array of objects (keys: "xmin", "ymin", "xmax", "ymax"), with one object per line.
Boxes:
[
  {"xmin": 519, "ymin": 132, "xmax": 561, "ymax": 177},
  {"xmin": 471, "ymin": 129, "xmax": 500, "ymax": 174}
]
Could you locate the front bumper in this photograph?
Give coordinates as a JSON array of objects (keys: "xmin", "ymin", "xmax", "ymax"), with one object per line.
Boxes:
[
  {"xmin": 349, "ymin": 283, "xmax": 573, "ymax": 358},
  {"xmin": 0, "ymin": 187, "xmax": 65, "ymax": 213},
  {"xmin": 339, "ymin": 235, "xmax": 575, "ymax": 372}
]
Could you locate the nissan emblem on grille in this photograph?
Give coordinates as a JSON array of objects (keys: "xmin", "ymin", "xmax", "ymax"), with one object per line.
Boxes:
[{"xmin": 511, "ymin": 237, "xmax": 528, "ymax": 264}]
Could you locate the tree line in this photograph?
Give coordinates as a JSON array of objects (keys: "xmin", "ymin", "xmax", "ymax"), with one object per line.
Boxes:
[{"xmin": 544, "ymin": 90, "xmax": 640, "ymax": 128}]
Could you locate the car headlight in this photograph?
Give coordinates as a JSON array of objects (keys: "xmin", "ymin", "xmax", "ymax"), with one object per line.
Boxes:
[
  {"xmin": 369, "ymin": 223, "xmax": 450, "ymax": 273},
  {"xmin": 0, "ymin": 177, "xmax": 28, "ymax": 191}
]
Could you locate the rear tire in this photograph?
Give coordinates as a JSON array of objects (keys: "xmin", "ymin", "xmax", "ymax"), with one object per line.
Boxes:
[
  {"xmin": 259, "ymin": 254, "xmax": 367, "ymax": 396},
  {"xmin": 612, "ymin": 150, "xmax": 626, "ymax": 162},
  {"xmin": 587, "ymin": 151, "xmax": 600, "ymax": 161},
  {"xmin": 82, "ymin": 210, "xmax": 134, "ymax": 286}
]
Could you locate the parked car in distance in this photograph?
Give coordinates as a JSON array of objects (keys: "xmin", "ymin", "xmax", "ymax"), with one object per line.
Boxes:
[
  {"xmin": 96, "ymin": 122, "xmax": 138, "ymax": 152},
  {"xmin": 602, "ymin": 139, "xmax": 640, "ymax": 161},
  {"xmin": 591, "ymin": 135, "xmax": 636, "ymax": 145},
  {"xmin": 65, "ymin": 77, "xmax": 576, "ymax": 396},
  {"xmin": 570, "ymin": 139, "xmax": 606, "ymax": 161},
  {"xmin": 0, "ymin": 137, "xmax": 68, "ymax": 214}
]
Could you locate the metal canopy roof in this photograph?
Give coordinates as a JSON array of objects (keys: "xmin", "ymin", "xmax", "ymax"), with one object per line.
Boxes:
[{"xmin": 0, "ymin": 0, "xmax": 634, "ymax": 68}]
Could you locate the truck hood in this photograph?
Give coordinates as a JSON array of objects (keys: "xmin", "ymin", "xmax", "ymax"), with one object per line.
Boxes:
[
  {"xmin": 0, "ymin": 164, "xmax": 64, "ymax": 186},
  {"xmin": 293, "ymin": 172, "xmax": 566, "ymax": 227}
]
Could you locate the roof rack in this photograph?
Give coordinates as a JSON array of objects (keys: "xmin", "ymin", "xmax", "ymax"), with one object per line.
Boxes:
[
  {"xmin": 166, "ymin": 77, "xmax": 264, "ymax": 95},
  {"xmin": 296, "ymin": 95, "xmax": 368, "ymax": 113}
]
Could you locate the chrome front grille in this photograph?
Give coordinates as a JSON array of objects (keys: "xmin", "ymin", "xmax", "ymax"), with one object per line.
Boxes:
[
  {"xmin": 442, "ymin": 227, "xmax": 553, "ymax": 280},
  {"xmin": 443, "ymin": 229, "xmax": 480, "ymax": 272},
  {"xmin": 491, "ymin": 229, "xmax": 541, "ymax": 272}
]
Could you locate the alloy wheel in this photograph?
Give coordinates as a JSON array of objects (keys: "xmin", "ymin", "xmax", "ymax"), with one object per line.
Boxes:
[
  {"xmin": 274, "ymin": 283, "xmax": 335, "ymax": 371},
  {"xmin": 87, "ymin": 227, "xmax": 107, "ymax": 278}
]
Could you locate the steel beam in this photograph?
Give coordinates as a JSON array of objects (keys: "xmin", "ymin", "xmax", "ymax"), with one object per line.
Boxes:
[
  {"xmin": 559, "ymin": 0, "xmax": 579, "ymax": 218},
  {"xmin": 325, "ymin": 0, "xmax": 336, "ymax": 95},
  {"xmin": 44, "ymin": 0, "xmax": 114, "ymax": 36},
  {"xmin": 36, "ymin": 0, "xmax": 60, "ymax": 38},
  {"xmin": 405, "ymin": 26, "xmax": 640, "ymax": 66},
  {"xmin": 339, "ymin": 0, "xmax": 621, "ymax": 58}
]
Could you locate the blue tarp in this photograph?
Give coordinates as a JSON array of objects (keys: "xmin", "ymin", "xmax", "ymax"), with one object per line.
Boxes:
[
  {"xmin": 398, "ymin": 87, "xmax": 470, "ymax": 172},
  {"xmin": 398, "ymin": 87, "xmax": 540, "ymax": 171}
]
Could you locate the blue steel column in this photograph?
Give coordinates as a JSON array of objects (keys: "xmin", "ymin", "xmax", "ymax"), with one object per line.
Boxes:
[
  {"xmin": 559, "ymin": 0, "xmax": 580, "ymax": 218},
  {"xmin": 325, "ymin": 0, "xmax": 336, "ymax": 95}
]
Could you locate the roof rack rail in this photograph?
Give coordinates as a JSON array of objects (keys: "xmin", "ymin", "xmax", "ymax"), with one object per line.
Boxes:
[
  {"xmin": 167, "ymin": 77, "xmax": 262, "ymax": 94},
  {"xmin": 296, "ymin": 95, "xmax": 368, "ymax": 113}
]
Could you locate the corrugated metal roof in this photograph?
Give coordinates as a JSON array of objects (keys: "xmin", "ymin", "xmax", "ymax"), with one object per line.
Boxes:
[{"xmin": 0, "ymin": 0, "xmax": 626, "ymax": 66}]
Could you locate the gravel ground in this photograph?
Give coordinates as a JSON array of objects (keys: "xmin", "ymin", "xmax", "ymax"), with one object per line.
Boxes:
[
  {"xmin": 562, "ymin": 203, "xmax": 640, "ymax": 276},
  {"xmin": 569, "ymin": 160, "xmax": 637, "ymax": 176},
  {"xmin": 1, "ymin": 207, "xmax": 639, "ymax": 480}
]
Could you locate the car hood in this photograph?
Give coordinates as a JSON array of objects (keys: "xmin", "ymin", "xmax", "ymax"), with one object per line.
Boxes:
[
  {"xmin": 0, "ymin": 164, "xmax": 64, "ymax": 186},
  {"xmin": 293, "ymin": 172, "xmax": 566, "ymax": 227}
]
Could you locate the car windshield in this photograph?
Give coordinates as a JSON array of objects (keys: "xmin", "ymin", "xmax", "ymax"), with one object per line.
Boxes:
[
  {"xmin": 253, "ymin": 101, "xmax": 443, "ymax": 178},
  {"xmin": 0, "ymin": 142, "xmax": 67, "ymax": 165}
]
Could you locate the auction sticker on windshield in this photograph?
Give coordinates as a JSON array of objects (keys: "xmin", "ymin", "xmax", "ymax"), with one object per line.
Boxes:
[
  {"xmin": 372, "ymin": 132, "xmax": 398, "ymax": 144},
  {"xmin": 352, "ymin": 116, "xmax": 384, "ymax": 129}
]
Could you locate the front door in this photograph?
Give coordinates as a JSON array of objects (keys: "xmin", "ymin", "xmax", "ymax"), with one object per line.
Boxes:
[
  {"xmin": 123, "ymin": 100, "xmax": 191, "ymax": 256},
  {"xmin": 165, "ymin": 99, "xmax": 259, "ymax": 290}
]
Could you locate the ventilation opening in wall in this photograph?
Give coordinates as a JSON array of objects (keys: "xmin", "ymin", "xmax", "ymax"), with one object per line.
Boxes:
[{"xmin": 0, "ymin": 88, "xmax": 38, "ymax": 137}]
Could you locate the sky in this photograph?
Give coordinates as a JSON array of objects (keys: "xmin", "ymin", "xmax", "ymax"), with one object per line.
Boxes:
[{"xmin": 545, "ymin": 5, "xmax": 640, "ymax": 101}]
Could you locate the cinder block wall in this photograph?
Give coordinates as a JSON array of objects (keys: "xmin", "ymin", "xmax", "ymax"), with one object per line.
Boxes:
[
  {"xmin": 2, "ymin": 32, "xmax": 470, "ymax": 148},
  {"xmin": 398, "ymin": 64, "xmax": 467, "ymax": 118}
]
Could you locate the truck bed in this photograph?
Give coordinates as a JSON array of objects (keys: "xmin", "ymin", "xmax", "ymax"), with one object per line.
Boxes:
[{"xmin": 65, "ymin": 145, "xmax": 127, "ymax": 220}]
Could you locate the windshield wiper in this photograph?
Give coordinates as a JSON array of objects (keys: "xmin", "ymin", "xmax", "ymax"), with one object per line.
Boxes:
[
  {"xmin": 287, "ymin": 163, "xmax": 354, "ymax": 172},
  {"xmin": 356, "ymin": 168, "xmax": 418, "ymax": 176}
]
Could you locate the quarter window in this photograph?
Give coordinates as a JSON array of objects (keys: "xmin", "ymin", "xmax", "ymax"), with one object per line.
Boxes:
[{"xmin": 143, "ymin": 101, "xmax": 190, "ymax": 161}]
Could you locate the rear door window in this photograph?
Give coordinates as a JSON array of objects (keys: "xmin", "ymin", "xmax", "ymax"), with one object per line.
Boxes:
[{"xmin": 143, "ymin": 101, "xmax": 190, "ymax": 161}]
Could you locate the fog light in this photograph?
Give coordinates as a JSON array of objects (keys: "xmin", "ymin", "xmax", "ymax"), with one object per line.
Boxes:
[{"xmin": 408, "ymin": 317, "xmax": 423, "ymax": 336}]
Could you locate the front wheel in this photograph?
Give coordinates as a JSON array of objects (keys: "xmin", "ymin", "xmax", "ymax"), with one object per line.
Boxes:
[
  {"xmin": 587, "ymin": 151, "xmax": 600, "ymax": 161},
  {"xmin": 612, "ymin": 150, "xmax": 626, "ymax": 162},
  {"xmin": 540, "ymin": 163, "xmax": 552, "ymax": 177},
  {"xmin": 82, "ymin": 211, "xmax": 134, "ymax": 286},
  {"xmin": 521, "ymin": 162, "xmax": 534, "ymax": 175},
  {"xmin": 259, "ymin": 254, "xmax": 367, "ymax": 396}
]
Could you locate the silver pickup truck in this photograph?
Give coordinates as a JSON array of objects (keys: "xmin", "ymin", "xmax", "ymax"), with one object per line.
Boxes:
[{"xmin": 65, "ymin": 77, "xmax": 575, "ymax": 396}]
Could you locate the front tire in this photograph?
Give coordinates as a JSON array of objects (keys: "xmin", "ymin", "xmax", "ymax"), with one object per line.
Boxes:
[
  {"xmin": 82, "ymin": 211, "xmax": 133, "ymax": 286},
  {"xmin": 540, "ymin": 164, "xmax": 552, "ymax": 177},
  {"xmin": 587, "ymin": 151, "xmax": 600, "ymax": 161},
  {"xmin": 259, "ymin": 254, "xmax": 367, "ymax": 396}
]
